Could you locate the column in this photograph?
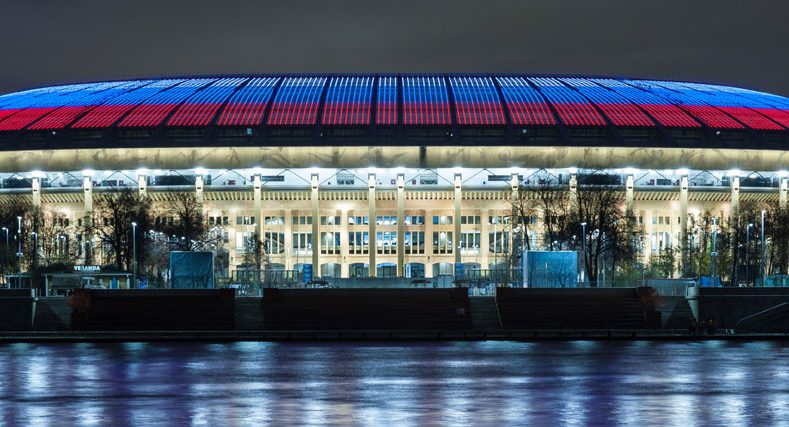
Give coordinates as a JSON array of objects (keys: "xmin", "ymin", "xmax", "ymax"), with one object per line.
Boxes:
[
  {"xmin": 253, "ymin": 174, "xmax": 262, "ymax": 250},
  {"xmin": 311, "ymin": 173, "xmax": 320, "ymax": 278},
  {"xmin": 679, "ymin": 174, "xmax": 689, "ymax": 274},
  {"xmin": 137, "ymin": 172, "xmax": 147, "ymax": 196},
  {"xmin": 83, "ymin": 175, "xmax": 93, "ymax": 216},
  {"xmin": 368, "ymin": 173, "xmax": 376, "ymax": 278},
  {"xmin": 195, "ymin": 174, "xmax": 204, "ymax": 206},
  {"xmin": 625, "ymin": 174, "xmax": 634, "ymax": 213},
  {"xmin": 31, "ymin": 176, "xmax": 41, "ymax": 208},
  {"xmin": 730, "ymin": 175, "xmax": 740, "ymax": 270},
  {"xmin": 730, "ymin": 175, "xmax": 740, "ymax": 219},
  {"xmin": 340, "ymin": 208, "xmax": 349, "ymax": 278},
  {"xmin": 284, "ymin": 209, "xmax": 293, "ymax": 270},
  {"xmin": 454, "ymin": 173, "xmax": 462, "ymax": 264},
  {"xmin": 83, "ymin": 174, "xmax": 94, "ymax": 264},
  {"xmin": 425, "ymin": 208, "xmax": 434, "ymax": 278},
  {"xmin": 569, "ymin": 173, "xmax": 578, "ymax": 200},
  {"xmin": 480, "ymin": 208, "xmax": 489, "ymax": 270},
  {"xmin": 396, "ymin": 173, "xmax": 405, "ymax": 277},
  {"xmin": 780, "ymin": 177, "xmax": 788, "ymax": 210}
]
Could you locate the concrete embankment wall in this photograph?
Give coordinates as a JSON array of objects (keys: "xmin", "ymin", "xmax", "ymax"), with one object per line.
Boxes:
[{"xmin": 699, "ymin": 288, "xmax": 789, "ymax": 331}]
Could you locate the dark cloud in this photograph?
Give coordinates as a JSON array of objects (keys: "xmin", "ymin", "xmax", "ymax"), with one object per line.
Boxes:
[{"xmin": 0, "ymin": 0, "xmax": 787, "ymax": 95}]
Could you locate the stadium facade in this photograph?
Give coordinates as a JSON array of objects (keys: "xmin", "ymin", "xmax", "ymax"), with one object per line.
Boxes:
[{"xmin": 0, "ymin": 74, "xmax": 788, "ymax": 281}]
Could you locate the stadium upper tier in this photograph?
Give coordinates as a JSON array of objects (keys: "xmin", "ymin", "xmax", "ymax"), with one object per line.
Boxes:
[{"xmin": 0, "ymin": 74, "xmax": 787, "ymax": 151}]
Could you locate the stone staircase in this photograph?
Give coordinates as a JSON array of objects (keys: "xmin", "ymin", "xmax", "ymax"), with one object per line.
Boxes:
[
  {"xmin": 659, "ymin": 296, "xmax": 695, "ymax": 329},
  {"xmin": 470, "ymin": 297, "xmax": 502, "ymax": 330},
  {"xmin": 33, "ymin": 298, "xmax": 71, "ymax": 331}
]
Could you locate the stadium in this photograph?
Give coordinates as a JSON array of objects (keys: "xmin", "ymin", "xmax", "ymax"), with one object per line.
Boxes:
[{"xmin": 0, "ymin": 74, "xmax": 788, "ymax": 285}]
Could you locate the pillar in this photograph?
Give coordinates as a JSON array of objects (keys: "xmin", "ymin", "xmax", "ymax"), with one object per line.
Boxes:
[
  {"xmin": 480, "ymin": 207, "xmax": 490, "ymax": 270},
  {"xmin": 368, "ymin": 173, "xmax": 377, "ymax": 277},
  {"xmin": 396, "ymin": 173, "xmax": 405, "ymax": 277},
  {"xmin": 137, "ymin": 172, "xmax": 147, "ymax": 196},
  {"xmin": 625, "ymin": 174, "xmax": 634, "ymax": 213},
  {"xmin": 340, "ymin": 208, "xmax": 349, "ymax": 278},
  {"xmin": 311, "ymin": 173, "xmax": 320, "ymax": 278},
  {"xmin": 284, "ymin": 209, "xmax": 293, "ymax": 270},
  {"xmin": 83, "ymin": 175, "xmax": 93, "ymax": 215},
  {"xmin": 780, "ymin": 177, "xmax": 788, "ymax": 210},
  {"xmin": 730, "ymin": 175, "xmax": 740, "ymax": 272},
  {"xmin": 31, "ymin": 177, "xmax": 41, "ymax": 208},
  {"xmin": 253, "ymin": 173, "xmax": 262, "ymax": 247},
  {"xmin": 195, "ymin": 174, "xmax": 204, "ymax": 206},
  {"xmin": 569, "ymin": 173, "xmax": 578, "ymax": 211},
  {"xmin": 454, "ymin": 173, "xmax": 462, "ymax": 264},
  {"xmin": 83, "ymin": 174, "xmax": 94, "ymax": 263},
  {"xmin": 679, "ymin": 174, "xmax": 689, "ymax": 274}
]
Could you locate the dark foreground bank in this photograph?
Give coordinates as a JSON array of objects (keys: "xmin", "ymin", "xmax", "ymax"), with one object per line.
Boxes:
[{"xmin": 2, "ymin": 286, "xmax": 788, "ymax": 342}]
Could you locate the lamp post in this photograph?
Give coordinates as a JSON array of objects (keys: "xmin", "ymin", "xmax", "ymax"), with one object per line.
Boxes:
[
  {"xmin": 16, "ymin": 216, "xmax": 22, "ymax": 274},
  {"xmin": 746, "ymin": 223, "xmax": 753, "ymax": 286},
  {"xmin": 31, "ymin": 232, "xmax": 37, "ymax": 268},
  {"xmin": 760, "ymin": 210, "xmax": 766, "ymax": 286},
  {"xmin": 711, "ymin": 218, "xmax": 718, "ymax": 278},
  {"xmin": 131, "ymin": 221, "xmax": 137, "ymax": 288},
  {"xmin": 581, "ymin": 222, "xmax": 587, "ymax": 286},
  {"xmin": 2, "ymin": 227, "xmax": 8, "ymax": 283}
]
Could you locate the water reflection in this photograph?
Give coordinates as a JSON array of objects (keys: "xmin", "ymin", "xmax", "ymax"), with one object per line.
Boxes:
[{"xmin": 0, "ymin": 341, "xmax": 787, "ymax": 425}]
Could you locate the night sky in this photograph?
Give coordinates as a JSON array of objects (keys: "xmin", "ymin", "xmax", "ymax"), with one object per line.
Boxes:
[{"xmin": 1, "ymin": 0, "xmax": 787, "ymax": 95}]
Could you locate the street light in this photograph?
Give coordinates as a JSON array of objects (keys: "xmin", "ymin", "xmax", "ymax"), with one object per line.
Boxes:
[
  {"xmin": 746, "ymin": 223, "xmax": 753, "ymax": 286},
  {"xmin": 761, "ymin": 210, "xmax": 766, "ymax": 286},
  {"xmin": 16, "ymin": 216, "xmax": 22, "ymax": 274},
  {"xmin": 31, "ymin": 232, "xmax": 37, "ymax": 268},
  {"xmin": 581, "ymin": 222, "xmax": 587, "ymax": 285},
  {"xmin": 2, "ymin": 227, "xmax": 8, "ymax": 279},
  {"xmin": 131, "ymin": 221, "xmax": 137, "ymax": 288},
  {"xmin": 711, "ymin": 218, "xmax": 718, "ymax": 278}
]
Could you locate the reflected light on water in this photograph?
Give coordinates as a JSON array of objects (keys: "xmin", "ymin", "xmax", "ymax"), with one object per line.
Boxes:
[{"xmin": 0, "ymin": 341, "xmax": 787, "ymax": 426}]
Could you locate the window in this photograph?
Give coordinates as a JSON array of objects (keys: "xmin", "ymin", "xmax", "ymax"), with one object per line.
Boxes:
[
  {"xmin": 376, "ymin": 231, "xmax": 397, "ymax": 254},
  {"xmin": 264, "ymin": 216, "xmax": 285, "ymax": 226},
  {"xmin": 337, "ymin": 172, "xmax": 355, "ymax": 185},
  {"xmin": 404, "ymin": 231, "xmax": 425, "ymax": 254},
  {"xmin": 376, "ymin": 216, "xmax": 397, "ymax": 225},
  {"xmin": 433, "ymin": 215, "xmax": 453, "ymax": 225},
  {"xmin": 348, "ymin": 216, "xmax": 369, "ymax": 225},
  {"xmin": 488, "ymin": 216, "xmax": 509, "ymax": 225},
  {"xmin": 292, "ymin": 216, "xmax": 312, "ymax": 225},
  {"xmin": 262, "ymin": 232, "xmax": 285, "ymax": 254},
  {"xmin": 460, "ymin": 215, "xmax": 480, "ymax": 225},
  {"xmin": 348, "ymin": 231, "xmax": 369, "ymax": 254},
  {"xmin": 404, "ymin": 215, "xmax": 425, "ymax": 226},
  {"xmin": 460, "ymin": 232, "xmax": 481, "ymax": 251},
  {"xmin": 321, "ymin": 216, "xmax": 341, "ymax": 225},
  {"xmin": 292, "ymin": 232, "xmax": 313, "ymax": 253},
  {"xmin": 320, "ymin": 232, "xmax": 341, "ymax": 254},
  {"xmin": 236, "ymin": 216, "xmax": 255, "ymax": 225},
  {"xmin": 489, "ymin": 231, "xmax": 509, "ymax": 253},
  {"xmin": 432, "ymin": 231, "xmax": 454, "ymax": 254}
]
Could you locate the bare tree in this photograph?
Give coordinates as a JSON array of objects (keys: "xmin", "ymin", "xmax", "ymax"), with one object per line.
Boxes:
[
  {"xmin": 89, "ymin": 189, "xmax": 153, "ymax": 271},
  {"xmin": 571, "ymin": 185, "xmax": 635, "ymax": 287}
]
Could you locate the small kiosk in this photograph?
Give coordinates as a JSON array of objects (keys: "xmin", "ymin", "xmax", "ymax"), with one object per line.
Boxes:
[{"xmin": 44, "ymin": 266, "xmax": 133, "ymax": 296}]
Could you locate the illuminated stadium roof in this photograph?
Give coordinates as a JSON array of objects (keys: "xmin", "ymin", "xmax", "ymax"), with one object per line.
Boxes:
[{"xmin": 0, "ymin": 74, "xmax": 787, "ymax": 151}]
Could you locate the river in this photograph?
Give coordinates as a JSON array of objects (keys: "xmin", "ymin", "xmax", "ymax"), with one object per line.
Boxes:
[{"xmin": 1, "ymin": 340, "xmax": 787, "ymax": 426}]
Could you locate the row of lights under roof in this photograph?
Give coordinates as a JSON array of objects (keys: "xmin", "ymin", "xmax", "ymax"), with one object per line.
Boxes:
[{"xmin": 21, "ymin": 168, "xmax": 789, "ymax": 179}]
